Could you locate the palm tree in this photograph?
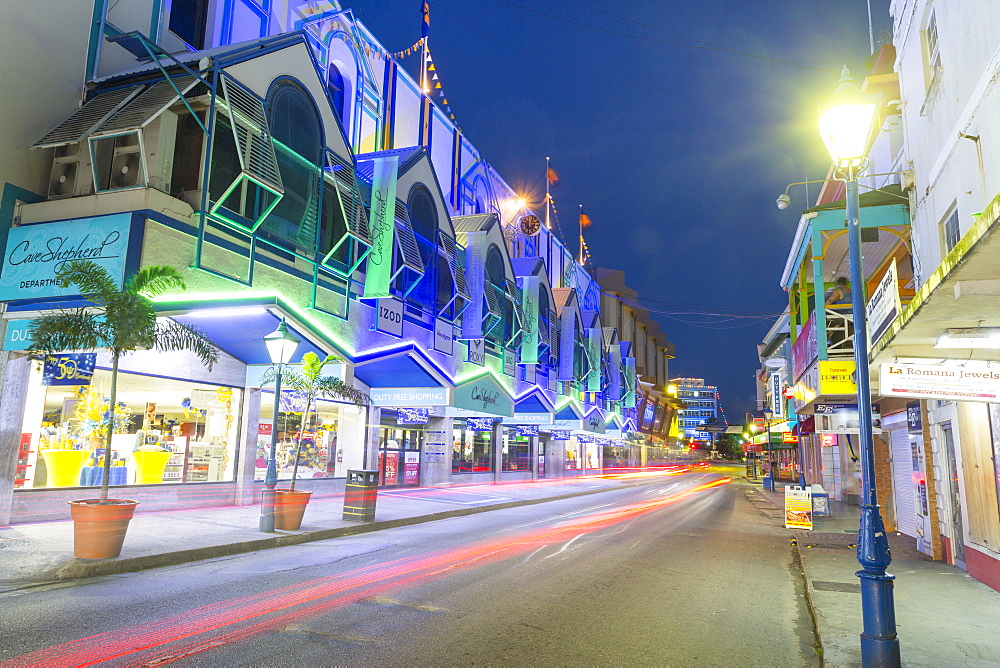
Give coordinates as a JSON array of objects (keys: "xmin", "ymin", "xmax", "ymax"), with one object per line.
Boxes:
[
  {"xmin": 261, "ymin": 351, "xmax": 366, "ymax": 490},
  {"xmin": 29, "ymin": 260, "xmax": 218, "ymax": 503}
]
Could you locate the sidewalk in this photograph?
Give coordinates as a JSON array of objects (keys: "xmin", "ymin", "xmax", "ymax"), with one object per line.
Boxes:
[
  {"xmin": 0, "ymin": 477, "xmax": 624, "ymax": 587},
  {"xmin": 745, "ymin": 477, "xmax": 1000, "ymax": 667}
]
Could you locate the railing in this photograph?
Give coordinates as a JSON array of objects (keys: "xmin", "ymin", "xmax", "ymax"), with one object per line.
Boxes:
[{"xmin": 825, "ymin": 307, "xmax": 854, "ymax": 357}]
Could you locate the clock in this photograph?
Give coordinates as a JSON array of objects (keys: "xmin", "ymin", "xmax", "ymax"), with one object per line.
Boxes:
[{"xmin": 519, "ymin": 214, "xmax": 541, "ymax": 236}]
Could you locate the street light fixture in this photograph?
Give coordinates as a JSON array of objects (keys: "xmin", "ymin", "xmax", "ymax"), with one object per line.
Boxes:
[
  {"xmin": 259, "ymin": 318, "xmax": 300, "ymax": 532},
  {"xmin": 819, "ymin": 66, "xmax": 900, "ymax": 666}
]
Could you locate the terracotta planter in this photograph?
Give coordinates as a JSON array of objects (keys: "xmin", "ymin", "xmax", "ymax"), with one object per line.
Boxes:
[
  {"xmin": 68, "ymin": 499, "xmax": 139, "ymax": 559},
  {"xmin": 274, "ymin": 489, "xmax": 312, "ymax": 531}
]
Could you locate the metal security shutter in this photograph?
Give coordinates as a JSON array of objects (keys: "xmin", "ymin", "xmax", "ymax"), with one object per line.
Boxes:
[
  {"xmin": 884, "ymin": 413, "xmax": 918, "ymax": 538},
  {"xmin": 32, "ymin": 86, "xmax": 144, "ymax": 148},
  {"xmin": 91, "ymin": 77, "xmax": 198, "ymax": 137}
]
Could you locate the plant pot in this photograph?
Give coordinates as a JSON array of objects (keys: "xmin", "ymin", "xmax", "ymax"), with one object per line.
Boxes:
[
  {"xmin": 68, "ymin": 499, "xmax": 139, "ymax": 559},
  {"xmin": 274, "ymin": 489, "xmax": 312, "ymax": 531}
]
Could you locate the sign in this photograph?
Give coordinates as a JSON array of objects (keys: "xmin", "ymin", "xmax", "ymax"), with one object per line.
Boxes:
[
  {"xmin": 362, "ymin": 156, "xmax": 399, "ymax": 299},
  {"xmin": 42, "ymin": 352, "xmax": 95, "ymax": 385},
  {"xmin": 279, "ymin": 389, "xmax": 308, "ymax": 412},
  {"xmin": 813, "ymin": 403, "xmax": 881, "ymax": 434},
  {"xmin": 782, "ymin": 431, "xmax": 798, "ymax": 443},
  {"xmin": 519, "ymin": 275, "xmax": 539, "ymax": 364},
  {"xmin": 453, "ymin": 375, "xmax": 514, "ymax": 416},
  {"xmin": 373, "ymin": 298, "xmax": 403, "ymax": 337},
  {"xmin": 866, "ymin": 260, "xmax": 901, "ymax": 346},
  {"xmin": 370, "ymin": 387, "xmax": 448, "ymax": 407},
  {"xmin": 607, "ymin": 341, "xmax": 622, "ymax": 401},
  {"xmin": 433, "ymin": 318, "xmax": 454, "ymax": 355},
  {"xmin": 791, "ymin": 314, "xmax": 818, "ymax": 382},
  {"xmin": 466, "ymin": 338, "xmax": 485, "ymax": 366},
  {"xmin": 770, "ymin": 373, "xmax": 784, "ymax": 417},
  {"xmin": 380, "ymin": 450, "xmax": 399, "ymax": 485},
  {"xmin": 880, "ymin": 363, "xmax": 1000, "ymax": 402},
  {"xmin": 582, "ymin": 411, "xmax": 606, "ymax": 434},
  {"xmin": 623, "ymin": 356, "xmax": 637, "ymax": 408},
  {"xmin": 784, "ymin": 485, "xmax": 813, "ymax": 530},
  {"xmin": 0, "ymin": 213, "xmax": 133, "ymax": 302},
  {"xmin": 503, "ymin": 347, "xmax": 516, "ymax": 376},
  {"xmin": 558, "ymin": 307, "xmax": 576, "ymax": 381},
  {"xmin": 466, "ymin": 417, "xmax": 495, "ymax": 431},
  {"xmin": 396, "ymin": 407, "xmax": 429, "ymax": 424},
  {"xmin": 515, "ymin": 424, "xmax": 539, "ymax": 437},
  {"xmin": 549, "ymin": 430, "xmax": 571, "ymax": 440},
  {"xmin": 3, "ymin": 320, "xmax": 33, "ymax": 351},
  {"xmin": 461, "ymin": 231, "xmax": 486, "ymax": 338},
  {"xmin": 501, "ymin": 412, "xmax": 552, "ymax": 424},
  {"xmin": 403, "ymin": 450, "xmax": 420, "ymax": 485},
  {"xmin": 906, "ymin": 400, "xmax": 922, "ymax": 434},
  {"xmin": 697, "ymin": 424, "xmax": 725, "ymax": 433},
  {"xmin": 586, "ymin": 328, "xmax": 602, "ymax": 392},
  {"xmin": 819, "ymin": 360, "xmax": 856, "ymax": 395}
]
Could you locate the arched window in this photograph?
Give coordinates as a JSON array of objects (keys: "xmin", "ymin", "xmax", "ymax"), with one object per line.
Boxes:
[
  {"xmin": 264, "ymin": 79, "xmax": 323, "ymax": 255},
  {"xmin": 326, "ymin": 64, "xmax": 347, "ymax": 123},
  {"xmin": 407, "ymin": 185, "xmax": 438, "ymax": 261}
]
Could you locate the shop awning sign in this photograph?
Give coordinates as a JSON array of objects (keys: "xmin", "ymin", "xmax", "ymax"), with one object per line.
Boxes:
[
  {"xmin": 370, "ymin": 387, "xmax": 448, "ymax": 407},
  {"xmin": 0, "ymin": 212, "xmax": 133, "ymax": 301},
  {"xmin": 549, "ymin": 430, "xmax": 572, "ymax": 440},
  {"xmin": 453, "ymin": 375, "xmax": 514, "ymax": 416},
  {"xmin": 515, "ymin": 424, "xmax": 539, "ymax": 437},
  {"xmin": 42, "ymin": 352, "xmax": 95, "ymax": 385},
  {"xmin": 880, "ymin": 363, "xmax": 1000, "ymax": 402}
]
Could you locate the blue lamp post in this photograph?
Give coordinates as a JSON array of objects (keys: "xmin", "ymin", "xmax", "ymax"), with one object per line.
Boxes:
[
  {"xmin": 762, "ymin": 408, "xmax": 774, "ymax": 492},
  {"xmin": 259, "ymin": 319, "xmax": 300, "ymax": 532},
  {"xmin": 818, "ymin": 66, "xmax": 900, "ymax": 666}
]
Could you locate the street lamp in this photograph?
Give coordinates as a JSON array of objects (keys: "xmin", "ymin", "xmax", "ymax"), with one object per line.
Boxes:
[
  {"xmin": 761, "ymin": 408, "xmax": 774, "ymax": 492},
  {"xmin": 259, "ymin": 318, "xmax": 300, "ymax": 532},
  {"xmin": 819, "ymin": 66, "xmax": 900, "ymax": 666}
]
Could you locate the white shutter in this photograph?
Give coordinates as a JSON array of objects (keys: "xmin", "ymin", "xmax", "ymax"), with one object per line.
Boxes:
[{"xmin": 884, "ymin": 413, "xmax": 918, "ymax": 538}]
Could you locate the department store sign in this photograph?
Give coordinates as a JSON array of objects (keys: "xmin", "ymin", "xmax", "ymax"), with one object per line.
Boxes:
[
  {"xmin": 370, "ymin": 387, "xmax": 448, "ymax": 407},
  {"xmin": 583, "ymin": 412, "xmax": 606, "ymax": 434},
  {"xmin": 0, "ymin": 213, "xmax": 132, "ymax": 301},
  {"xmin": 453, "ymin": 376, "xmax": 513, "ymax": 416},
  {"xmin": 880, "ymin": 363, "xmax": 1000, "ymax": 402}
]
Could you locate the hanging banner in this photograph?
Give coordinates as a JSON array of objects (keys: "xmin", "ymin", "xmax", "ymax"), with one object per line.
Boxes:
[
  {"xmin": 558, "ymin": 307, "xmax": 576, "ymax": 381},
  {"xmin": 586, "ymin": 328, "xmax": 602, "ymax": 392},
  {"xmin": 41, "ymin": 353, "xmax": 96, "ymax": 386},
  {"xmin": 867, "ymin": 260, "xmax": 901, "ymax": 346},
  {"xmin": 515, "ymin": 424, "xmax": 539, "ymax": 437},
  {"xmin": 608, "ymin": 341, "xmax": 622, "ymax": 401},
  {"xmin": 623, "ymin": 357, "xmax": 637, "ymax": 408},
  {"xmin": 362, "ymin": 156, "xmax": 399, "ymax": 299},
  {"xmin": 770, "ymin": 372, "xmax": 785, "ymax": 417},
  {"xmin": 396, "ymin": 408, "xmax": 429, "ymax": 424},
  {"xmin": 466, "ymin": 417, "xmax": 495, "ymax": 431},
  {"xmin": 461, "ymin": 231, "xmax": 487, "ymax": 339},
  {"xmin": 519, "ymin": 275, "xmax": 540, "ymax": 364}
]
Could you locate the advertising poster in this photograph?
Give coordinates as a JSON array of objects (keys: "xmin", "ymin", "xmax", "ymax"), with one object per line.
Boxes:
[
  {"xmin": 784, "ymin": 486, "xmax": 813, "ymax": 530},
  {"xmin": 403, "ymin": 451, "xmax": 419, "ymax": 485},
  {"xmin": 381, "ymin": 450, "xmax": 400, "ymax": 486},
  {"xmin": 42, "ymin": 353, "xmax": 96, "ymax": 386}
]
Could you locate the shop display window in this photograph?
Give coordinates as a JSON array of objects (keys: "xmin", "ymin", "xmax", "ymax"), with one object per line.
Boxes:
[
  {"xmin": 378, "ymin": 420, "xmax": 423, "ymax": 486},
  {"xmin": 452, "ymin": 421, "xmax": 493, "ymax": 473},
  {"xmin": 20, "ymin": 364, "xmax": 241, "ymax": 489},
  {"xmin": 501, "ymin": 429, "xmax": 531, "ymax": 472},
  {"xmin": 254, "ymin": 393, "xmax": 366, "ymax": 481},
  {"xmin": 565, "ymin": 440, "xmax": 580, "ymax": 470}
]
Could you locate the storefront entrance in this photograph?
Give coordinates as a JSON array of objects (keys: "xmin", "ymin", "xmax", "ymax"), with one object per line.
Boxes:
[{"xmin": 378, "ymin": 425, "xmax": 423, "ymax": 487}]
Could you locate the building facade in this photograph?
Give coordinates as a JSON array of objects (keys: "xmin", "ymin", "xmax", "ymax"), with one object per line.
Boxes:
[{"xmin": 0, "ymin": 1, "xmax": 675, "ymax": 524}]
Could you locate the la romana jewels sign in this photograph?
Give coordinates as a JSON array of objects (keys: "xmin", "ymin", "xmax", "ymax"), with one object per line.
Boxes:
[
  {"xmin": 880, "ymin": 363, "xmax": 1000, "ymax": 402},
  {"xmin": 0, "ymin": 213, "xmax": 133, "ymax": 301}
]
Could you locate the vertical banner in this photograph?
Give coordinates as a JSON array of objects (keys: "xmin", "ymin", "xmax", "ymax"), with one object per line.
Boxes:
[
  {"xmin": 608, "ymin": 343, "xmax": 622, "ymax": 401},
  {"xmin": 461, "ymin": 231, "xmax": 487, "ymax": 339},
  {"xmin": 519, "ymin": 275, "xmax": 540, "ymax": 364},
  {"xmin": 623, "ymin": 357, "xmax": 637, "ymax": 408},
  {"xmin": 558, "ymin": 307, "xmax": 576, "ymax": 381},
  {"xmin": 586, "ymin": 328, "xmax": 602, "ymax": 392},
  {"xmin": 362, "ymin": 156, "xmax": 400, "ymax": 299},
  {"xmin": 770, "ymin": 372, "xmax": 784, "ymax": 417}
]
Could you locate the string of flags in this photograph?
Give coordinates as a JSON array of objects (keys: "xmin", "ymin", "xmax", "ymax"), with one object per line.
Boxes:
[
  {"xmin": 360, "ymin": 36, "xmax": 426, "ymax": 61},
  {"xmin": 424, "ymin": 48, "xmax": 458, "ymax": 123}
]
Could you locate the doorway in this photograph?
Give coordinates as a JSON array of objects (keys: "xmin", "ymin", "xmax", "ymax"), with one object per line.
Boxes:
[{"xmin": 940, "ymin": 422, "xmax": 966, "ymax": 568}]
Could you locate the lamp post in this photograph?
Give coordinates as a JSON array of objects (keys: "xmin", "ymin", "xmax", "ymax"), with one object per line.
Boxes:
[
  {"xmin": 762, "ymin": 408, "xmax": 774, "ymax": 492},
  {"xmin": 259, "ymin": 319, "xmax": 300, "ymax": 532},
  {"xmin": 818, "ymin": 66, "xmax": 900, "ymax": 666}
]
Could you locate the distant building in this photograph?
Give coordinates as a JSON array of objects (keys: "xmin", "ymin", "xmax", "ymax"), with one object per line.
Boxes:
[{"xmin": 671, "ymin": 378, "xmax": 719, "ymax": 447}]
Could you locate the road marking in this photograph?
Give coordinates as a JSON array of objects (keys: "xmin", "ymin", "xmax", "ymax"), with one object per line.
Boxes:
[{"xmin": 544, "ymin": 533, "xmax": 585, "ymax": 558}]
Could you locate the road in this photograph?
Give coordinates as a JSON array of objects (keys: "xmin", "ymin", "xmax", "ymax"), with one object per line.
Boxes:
[{"xmin": 0, "ymin": 464, "xmax": 819, "ymax": 666}]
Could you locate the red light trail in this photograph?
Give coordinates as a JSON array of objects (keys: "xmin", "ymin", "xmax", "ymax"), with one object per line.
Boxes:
[{"xmin": 3, "ymin": 476, "xmax": 729, "ymax": 667}]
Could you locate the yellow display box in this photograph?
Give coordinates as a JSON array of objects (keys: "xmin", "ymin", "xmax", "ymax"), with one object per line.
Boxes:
[
  {"xmin": 39, "ymin": 449, "xmax": 90, "ymax": 487},
  {"xmin": 132, "ymin": 450, "xmax": 173, "ymax": 484}
]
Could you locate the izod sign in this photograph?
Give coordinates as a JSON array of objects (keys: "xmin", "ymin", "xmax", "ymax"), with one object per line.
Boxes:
[
  {"xmin": 453, "ymin": 375, "xmax": 513, "ymax": 416},
  {"xmin": 0, "ymin": 213, "xmax": 134, "ymax": 301}
]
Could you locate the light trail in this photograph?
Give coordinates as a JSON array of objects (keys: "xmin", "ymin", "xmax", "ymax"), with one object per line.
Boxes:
[{"xmin": 3, "ymin": 477, "xmax": 730, "ymax": 668}]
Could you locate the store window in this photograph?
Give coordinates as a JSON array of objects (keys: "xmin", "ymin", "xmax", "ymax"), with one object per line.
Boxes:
[
  {"xmin": 378, "ymin": 417, "xmax": 423, "ymax": 487},
  {"xmin": 19, "ymin": 364, "xmax": 241, "ymax": 489},
  {"xmin": 501, "ymin": 428, "xmax": 531, "ymax": 472},
  {"xmin": 254, "ymin": 393, "xmax": 366, "ymax": 481},
  {"xmin": 452, "ymin": 420, "xmax": 493, "ymax": 473},
  {"xmin": 565, "ymin": 438, "xmax": 580, "ymax": 470}
]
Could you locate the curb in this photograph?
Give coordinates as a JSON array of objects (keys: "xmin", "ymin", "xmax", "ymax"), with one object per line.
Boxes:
[{"xmin": 52, "ymin": 484, "xmax": 622, "ymax": 581}]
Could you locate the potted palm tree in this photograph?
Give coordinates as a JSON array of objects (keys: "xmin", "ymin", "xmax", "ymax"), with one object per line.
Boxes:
[
  {"xmin": 261, "ymin": 351, "xmax": 366, "ymax": 530},
  {"xmin": 29, "ymin": 260, "xmax": 218, "ymax": 559}
]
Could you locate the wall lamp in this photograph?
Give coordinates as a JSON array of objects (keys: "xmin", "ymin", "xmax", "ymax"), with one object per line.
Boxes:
[{"xmin": 934, "ymin": 327, "xmax": 1000, "ymax": 348}]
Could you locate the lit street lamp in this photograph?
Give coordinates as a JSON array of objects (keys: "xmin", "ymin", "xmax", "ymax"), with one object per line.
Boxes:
[
  {"xmin": 259, "ymin": 319, "xmax": 301, "ymax": 532},
  {"xmin": 818, "ymin": 66, "xmax": 900, "ymax": 666}
]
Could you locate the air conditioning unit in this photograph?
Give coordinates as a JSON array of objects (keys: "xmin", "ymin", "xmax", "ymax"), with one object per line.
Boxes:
[
  {"xmin": 47, "ymin": 142, "xmax": 93, "ymax": 199},
  {"xmin": 90, "ymin": 110, "xmax": 178, "ymax": 194}
]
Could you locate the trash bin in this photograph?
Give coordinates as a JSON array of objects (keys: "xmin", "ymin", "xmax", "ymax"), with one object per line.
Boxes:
[{"xmin": 343, "ymin": 469, "xmax": 379, "ymax": 522}]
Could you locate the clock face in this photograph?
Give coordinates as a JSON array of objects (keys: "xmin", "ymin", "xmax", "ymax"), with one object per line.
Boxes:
[{"xmin": 519, "ymin": 214, "xmax": 541, "ymax": 236}]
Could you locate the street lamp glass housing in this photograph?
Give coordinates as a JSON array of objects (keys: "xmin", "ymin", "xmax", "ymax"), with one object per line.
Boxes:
[
  {"xmin": 818, "ymin": 67, "xmax": 880, "ymax": 169},
  {"xmin": 263, "ymin": 319, "xmax": 300, "ymax": 365}
]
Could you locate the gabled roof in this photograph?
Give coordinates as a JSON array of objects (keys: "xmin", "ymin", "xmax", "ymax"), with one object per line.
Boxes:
[
  {"xmin": 552, "ymin": 287, "xmax": 574, "ymax": 310},
  {"xmin": 354, "ymin": 147, "xmax": 426, "ymax": 183},
  {"xmin": 452, "ymin": 213, "xmax": 499, "ymax": 236},
  {"xmin": 510, "ymin": 256, "xmax": 544, "ymax": 277}
]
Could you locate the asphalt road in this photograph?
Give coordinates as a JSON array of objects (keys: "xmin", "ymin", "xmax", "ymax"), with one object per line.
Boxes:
[{"xmin": 0, "ymin": 464, "xmax": 819, "ymax": 666}]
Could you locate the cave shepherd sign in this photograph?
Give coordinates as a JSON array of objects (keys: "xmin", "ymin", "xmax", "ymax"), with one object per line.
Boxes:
[
  {"xmin": 362, "ymin": 156, "xmax": 399, "ymax": 299},
  {"xmin": 452, "ymin": 375, "xmax": 513, "ymax": 416},
  {"xmin": 0, "ymin": 212, "xmax": 134, "ymax": 301}
]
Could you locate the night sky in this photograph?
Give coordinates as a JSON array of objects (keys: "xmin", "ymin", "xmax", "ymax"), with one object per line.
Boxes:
[{"xmin": 343, "ymin": 0, "xmax": 892, "ymax": 422}]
